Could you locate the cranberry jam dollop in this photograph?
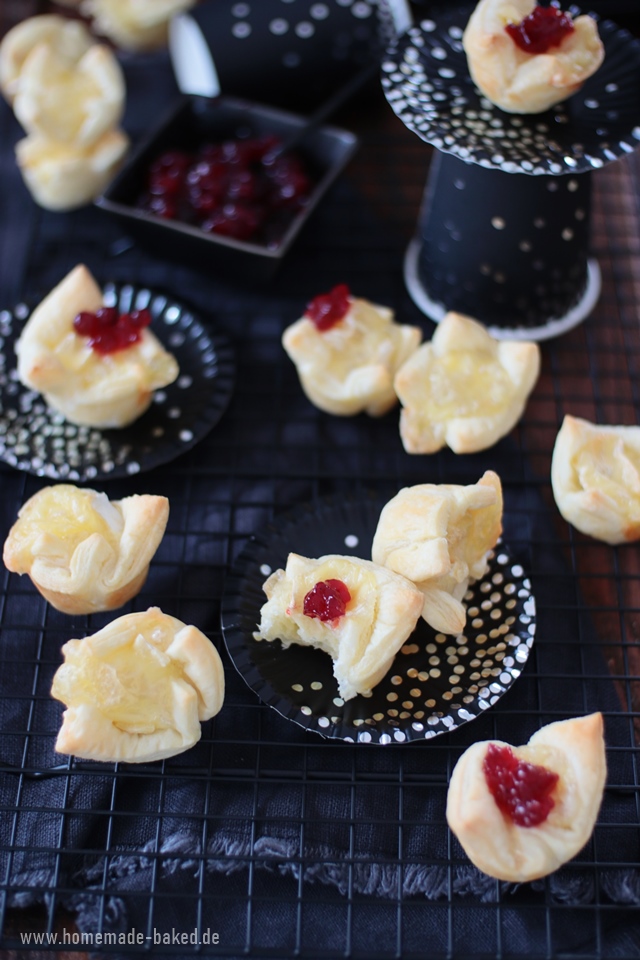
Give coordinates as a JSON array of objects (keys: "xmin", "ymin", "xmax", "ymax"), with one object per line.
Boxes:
[
  {"xmin": 137, "ymin": 136, "xmax": 314, "ymax": 247},
  {"xmin": 73, "ymin": 307, "xmax": 151, "ymax": 355},
  {"xmin": 303, "ymin": 579, "xmax": 351, "ymax": 622},
  {"xmin": 483, "ymin": 743, "xmax": 559, "ymax": 828},
  {"xmin": 505, "ymin": 6, "xmax": 575, "ymax": 54},
  {"xmin": 305, "ymin": 283, "xmax": 351, "ymax": 332}
]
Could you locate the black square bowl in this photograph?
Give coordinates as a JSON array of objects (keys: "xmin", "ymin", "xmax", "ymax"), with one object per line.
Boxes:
[{"xmin": 96, "ymin": 94, "xmax": 359, "ymax": 281}]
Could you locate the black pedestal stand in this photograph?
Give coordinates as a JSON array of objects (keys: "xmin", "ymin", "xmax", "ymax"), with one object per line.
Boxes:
[{"xmin": 382, "ymin": 7, "xmax": 640, "ymax": 339}]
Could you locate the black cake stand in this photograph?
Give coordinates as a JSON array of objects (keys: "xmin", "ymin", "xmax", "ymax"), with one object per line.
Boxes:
[{"xmin": 381, "ymin": 5, "xmax": 640, "ymax": 340}]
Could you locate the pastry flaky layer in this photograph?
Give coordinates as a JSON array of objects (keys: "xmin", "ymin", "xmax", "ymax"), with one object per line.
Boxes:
[
  {"xmin": 254, "ymin": 553, "xmax": 424, "ymax": 702},
  {"xmin": 51, "ymin": 607, "xmax": 225, "ymax": 763},
  {"xmin": 446, "ymin": 712, "xmax": 607, "ymax": 883},
  {"xmin": 462, "ymin": 0, "xmax": 604, "ymax": 114},
  {"xmin": 394, "ymin": 311, "xmax": 540, "ymax": 455},
  {"xmin": 15, "ymin": 264, "xmax": 179, "ymax": 428},
  {"xmin": 551, "ymin": 415, "xmax": 640, "ymax": 545},
  {"xmin": 372, "ymin": 471, "xmax": 503, "ymax": 635},
  {"xmin": 0, "ymin": 15, "xmax": 94, "ymax": 105},
  {"xmin": 282, "ymin": 296, "xmax": 422, "ymax": 417},
  {"xmin": 3, "ymin": 484, "xmax": 169, "ymax": 615}
]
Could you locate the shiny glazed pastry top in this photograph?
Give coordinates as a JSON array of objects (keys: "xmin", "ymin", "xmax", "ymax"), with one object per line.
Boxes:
[
  {"xmin": 282, "ymin": 283, "xmax": 422, "ymax": 417},
  {"xmin": 15, "ymin": 264, "xmax": 179, "ymax": 429},
  {"xmin": 51, "ymin": 607, "xmax": 225, "ymax": 763},
  {"xmin": 551, "ymin": 415, "xmax": 640, "ymax": 544},
  {"xmin": 371, "ymin": 471, "xmax": 503, "ymax": 635},
  {"xmin": 254, "ymin": 552, "xmax": 424, "ymax": 701},
  {"xmin": 446, "ymin": 713, "xmax": 606, "ymax": 882},
  {"xmin": 394, "ymin": 311, "xmax": 540, "ymax": 454},
  {"xmin": 3, "ymin": 484, "xmax": 169, "ymax": 614},
  {"xmin": 462, "ymin": 0, "xmax": 604, "ymax": 114}
]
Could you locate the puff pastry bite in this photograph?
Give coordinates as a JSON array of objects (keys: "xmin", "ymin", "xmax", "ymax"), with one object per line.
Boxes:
[
  {"xmin": 462, "ymin": 0, "xmax": 604, "ymax": 115},
  {"xmin": 394, "ymin": 312, "xmax": 540, "ymax": 454},
  {"xmin": 3, "ymin": 484, "xmax": 169, "ymax": 615},
  {"xmin": 16, "ymin": 128, "xmax": 129, "ymax": 212},
  {"xmin": 551, "ymin": 415, "xmax": 640, "ymax": 544},
  {"xmin": 83, "ymin": 0, "xmax": 196, "ymax": 52},
  {"xmin": 282, "ymin": 283, "xmax": 422, "ymax": 417},
  {"xmin": 0, "ymin": 15, "xmax": 93, "ymax": 105},
  {"xmin": 254, "ymin": 553, "xmax": 424, "ymax": 701},
  {"xmin": 51, "ymin": 607, "xmax": 225, "ymax": 763},
  {"xmin": 13, "ymin": 39, "xmax": 125, "ymax": 148},
  {"xmin": 372, "ymin": 471, "xmax": 503, "ymax": 635},
  {"xmin": 446, "ymin": 713, "xmax": 606, "ymax": 883},
  {"xmin": 15, "ymin": 264, "xmax": 179, "ymax": 429}
]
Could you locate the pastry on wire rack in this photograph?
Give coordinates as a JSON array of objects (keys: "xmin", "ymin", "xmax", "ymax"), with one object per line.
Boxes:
[
  {"xmin": 446, "ymin": 712, "xmax": 607, "ymax": 882},
  {"xmin": 371, "ymin": 471, "xmax": 503, "ymax": 635},
  {"xmin": 254, "ymin": 552, "xmax": 424, "ymax": 701},
  {"xmin": 3, "ymin": 483, "xmax": 169, "ymax": 614},
  {"xmin": 551, "ymin": 414, "xmax": 640, "ymax": 544},
  {"xmin": 16, "ymin": 264, "xmax": 179, "ymax": 429},
  {"xmin": 394, "ymin": 312, "xmax": 540, "ymax": 454},
  {"xmin": 282, "ymin": 283, "xmax": 422, "ymax": 417},
  {"xmin": 51, "ymin": 607, "xmax": 225, "ymax": 763},
  {"xmin": 462, "ymin": 0, "xmax": 604, "ymax": 114}
]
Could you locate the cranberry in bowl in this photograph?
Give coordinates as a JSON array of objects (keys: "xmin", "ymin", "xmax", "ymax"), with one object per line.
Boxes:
[{"xmin": 95, "ymin": 95, "xmax": 359, "ymax": 282}]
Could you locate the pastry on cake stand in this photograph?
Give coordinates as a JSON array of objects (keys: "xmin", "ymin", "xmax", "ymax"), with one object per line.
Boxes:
[{"xmin": 381, "ymin": 5, "xmax": 640, "ymax": 340}]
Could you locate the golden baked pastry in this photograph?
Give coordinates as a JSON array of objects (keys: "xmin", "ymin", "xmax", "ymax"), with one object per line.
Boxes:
[
  {"xmin": 51, "ymin": 607, "xmax": 225, "ymax": 763},
  {"xmin": 551, "ymin": 415, "xmax": 640, "ymax": 544},
  {"xmin": 13, "ymin": 40, "xmax": 125, "ymax": 147},
  {"xmin": 254, "ymin": 553, "xmax": 424, "ymax": 701},
  {"xmin": 394, "ymin": 311, "xmax": 540, "ymax": 454},
  {"xmin": 16, "ymin": 128, "xmax": 129, "ymax": 212},
  {"xmin": 446, "ymin": 713, "xmax": 606, "ymax": 882},
  {"xmin": 371, "ymin": 471, "xmax": 503, "ymax": 635},
  {"xmin": 15, "ymin": 264, "xmax": 179, "ymax": 429},
  {"xmin": 462, "ymin": 0, "xmax": 604, "ymax": 114},
  {"xmin": 3, "ymin": 484, "xmax": 169, "ymax": 615},
  {"xmin": 282, "ymin": 284, "xmax": 422, "ymax": 417},
  {"xmin": 83, "ymin": 0, "xmax": 197, "ymax": 52},
  {"xmin": 0, "ymin": 14, "xmax": 93, "ymax": 105}
]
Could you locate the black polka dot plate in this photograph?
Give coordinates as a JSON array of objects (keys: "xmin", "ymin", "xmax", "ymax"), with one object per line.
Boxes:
[
  {"xmin": 221, "ymin": 495, "xmax": 536, "ymax": 744},
  {"xmin": 0, "ymin": 282, "xmax": 235, "ymax": 481},
  {"xmin": 381, "ymin": 6, "xmax": 640, "ymax": 175}
]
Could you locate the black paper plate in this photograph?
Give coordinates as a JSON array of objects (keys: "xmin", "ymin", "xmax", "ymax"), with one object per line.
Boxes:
[
  {"xmin": 0, "ymin": 282, "xmax": 235, "ymax": 481},
  {"xmin": 221, "ymin": 495, "xmax": 536, "ymax": 744},
  {"xmin": 381, "ymin": 6, "xmax": 640, "ymax": 175}
]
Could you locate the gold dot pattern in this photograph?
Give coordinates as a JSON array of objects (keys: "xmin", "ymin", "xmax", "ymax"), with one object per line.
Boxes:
[{"xmin": 236, "ymin": 505, "xmax": 535, "ymax": 746}]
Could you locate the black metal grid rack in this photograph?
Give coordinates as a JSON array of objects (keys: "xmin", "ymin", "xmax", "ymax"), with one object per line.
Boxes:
[{"xmin": 0, "ymin": 53, "xmax": 639, "ymax": 960}]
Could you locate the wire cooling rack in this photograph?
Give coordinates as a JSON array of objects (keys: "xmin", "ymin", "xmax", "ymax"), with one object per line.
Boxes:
[{"xmin": 0, "ymin": 54, "xmax": 639, "ymax": 959}]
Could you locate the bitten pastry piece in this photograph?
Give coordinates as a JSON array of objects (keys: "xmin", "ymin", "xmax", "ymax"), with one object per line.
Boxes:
[
  {"xmin": 394, "ymin": 312, "xmax": 540, "ymax": 454},
  {"xmin": 282, "ymin": 283, "xmax": 422, "ymax": 417},
  {"xmin": 51, "ymin": 607, "xmax": 225, "ymax": 763},
  {"xmin": 446, "ymin": 713, "xmax": 606, "ymax": 882},
  {"xmin": 462, "ymin": 0, "xmax": 604, "ymax": 114},
  {"xmin": 16, "ymin": 128, "xmax": 129, "ymax": 212},
  {"xmin": 15, "ymin": 264, "xmax": 179, "ymax": 429},
  {"xmin": 13, "ymin": 38, "xmax": 125, "ymax": 147},
  {"xmin": 372, "ymin": 471, "xmax": 503, "ymax": 635},
  {"xmin": 0, "ymin": 15, "xmax": 93, "ymax": 105},
  {"xmin": 254, "ymin": 553, "xmax": 424, "ymax": 701},
  {"xmin": 551, "ymin": 415, "xmax": 640, "ymax": 544},
  {"xmin": 82, "ymin": 0, "xmax": 196, "ymax": 51},
  {"xmin": 3, "ymin": 484, "xmax": 169, "ymax": 615}
]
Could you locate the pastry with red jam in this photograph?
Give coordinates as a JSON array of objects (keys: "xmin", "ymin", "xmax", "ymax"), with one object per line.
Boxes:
[
  {"xmin": 462, "ymin": 0, "xmax": 604, "ymax": 114},
  {"xmin": 15, "ymin": 264, "xmax": 178, "ymax": 428},
  {"xmin": 282, "ymin": 284, "xmax": 422, "ymax": 417},
  {"xmin": 254, "ymin": 552, "xmax": 424, "ymax": 701},
  {"xmin": 446, "ymin": 713, "xmax": 607, "ymax": 882}
]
